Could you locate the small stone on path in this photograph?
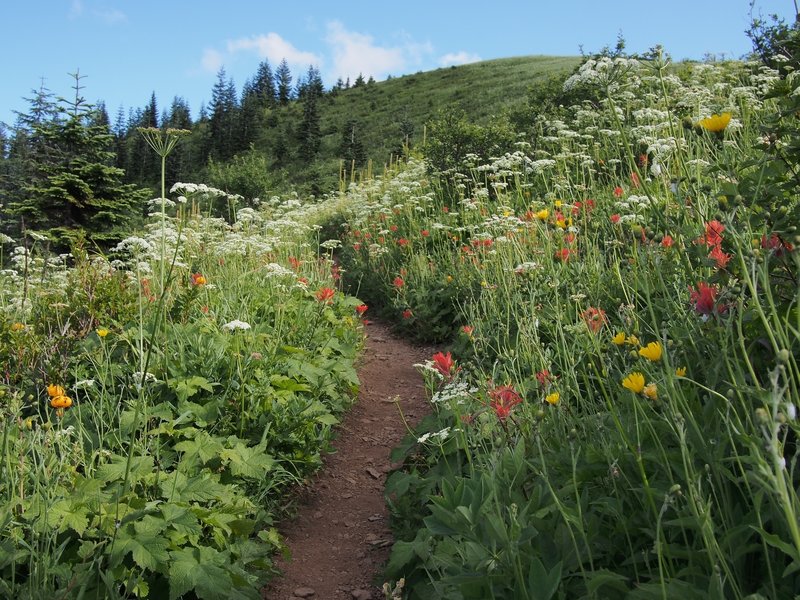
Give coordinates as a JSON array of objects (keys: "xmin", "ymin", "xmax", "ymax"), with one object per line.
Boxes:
[
  {"xmin": 293, "ymin": 587, "xmax": 316, "ymax": 598},
  {"xmin": 351, "ymin": 590, "xmax": 372, "ymax": 600}
]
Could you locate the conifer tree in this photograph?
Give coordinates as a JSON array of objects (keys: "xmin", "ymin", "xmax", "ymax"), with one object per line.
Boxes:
[
  {"xmin": 297, "ymin": 70, "xmax": 322, "ymax": 163},
  {"xmin": 339, "ymin": 119, "xmax": 366, "ymax": 174},
  {"xmin": 209, "ymin": 68, "xmax": 240, "ymax": 160},
  {"xmin": 164, "ymin": 97, "xmax": 193, "ymax": 184},
  {"xmin": 276, "ymin": 59, "xmax": 293, "ymax": 106},
  {"xmin": 6, "ymin": 72, "xmax": 149, "ymax": 247},
  {"xmin": 252, "ymin": 59, "xmax": 277, "ymax": 107}
]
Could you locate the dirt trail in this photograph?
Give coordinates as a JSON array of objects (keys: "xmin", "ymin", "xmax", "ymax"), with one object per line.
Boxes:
[{"xmin": 263, "ymin": 322, "xmax": 432, "ymax": 600}]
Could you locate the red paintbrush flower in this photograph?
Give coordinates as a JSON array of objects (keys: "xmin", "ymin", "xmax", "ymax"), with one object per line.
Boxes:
[
  {"xmin": 431, "ymin": 351, "xmax": 456, "ymax": 379},
  {"xmin": 315, "ymin": 287, "xmax": 335, "ymax": 303},
  {"xmin": 488, "ymin": 384, "xmax": 523, "ymax": 420}
]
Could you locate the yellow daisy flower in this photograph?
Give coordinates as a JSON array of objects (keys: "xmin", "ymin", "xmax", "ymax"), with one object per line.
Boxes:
[
  {"xmin": 545, "ymin": 392, "xmax": 560, "ymax": 406},
  {"xmin": 622, "ymin": 372, "xmax": 646, "ymax": 394},
  {"xmin": 675, "ymin": 367, "xmax": 687, "ymax": 377},
  {"xmin": 612, "ymin": 332, "xmax": 626, "ymax": 346},
  {"xmin": 643, "ymin": 383, "xmax": 658, "ymax": 400},
  {"xmin": 698, "ymin": 112, "xmax": 731, "ymax": 133},
  {"xmin": 639, "ymin": 341, "xmax": 663, "ymax": 362}
]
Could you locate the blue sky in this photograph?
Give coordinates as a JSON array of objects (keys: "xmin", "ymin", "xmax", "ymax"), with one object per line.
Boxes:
[{"xmin": 1, "ymin": 0, "xmax": 795, "ymax": 126}]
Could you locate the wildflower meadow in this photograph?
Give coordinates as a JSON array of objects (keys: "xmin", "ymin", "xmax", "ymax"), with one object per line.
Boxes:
[
  {"xmin": 1, "ymin": 30, "xmax": 799, "ymax": 600},
  {"xmin": 331, "ymin": 50, "xmax": 799, "ymax": 598}
]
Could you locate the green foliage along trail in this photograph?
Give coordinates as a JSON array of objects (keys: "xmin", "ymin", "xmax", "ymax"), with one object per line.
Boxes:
[
  {"xmin": 327, "ymin": 44, "xmax": 799, "ymax": 600},
  {"xmin": 1, "ymin": 13, "xmax": 800, "ymax": 600}
]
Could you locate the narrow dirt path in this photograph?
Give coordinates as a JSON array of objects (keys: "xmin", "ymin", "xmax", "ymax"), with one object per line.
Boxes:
[{"xmin": 263, "ymin": 322, "xmax": 432, "ymax": 600}]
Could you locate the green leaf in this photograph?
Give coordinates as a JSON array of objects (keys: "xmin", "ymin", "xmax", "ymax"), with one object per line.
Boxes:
[
  {"xmin": 96, "ymin": 454, "xmax": 154, "ymax": 484},
  {"xmin": 169, "ymin": 546, "xmax": 233, "ymax": 600},
  {"xmin": 160, "ymin": 504, "xmax": 203, "ymax": 540},
  {"xmin": 220, "ymin": 442, "xmax": 275, "ymax": 479},
  {"xmin": 159, "ymin": 470, "xmax": 232, "ymax": 503},
  {"xmin": 112, "ymin": 523, "xmax": 170, "ymax": 572},
  {"xmin": 175, "ymin": 430, "xmax": 225, "ymax": 465},
  {"xmin": 585, "ymin": 569, "xmax": 629, "ymax": 596},
  {"xmin": 528, "ymin": 558, "xmax": 562, "ymax": 600},
  {"xmin": 172, "ymin": 375, "xmax": 217, "ymax": 402}
]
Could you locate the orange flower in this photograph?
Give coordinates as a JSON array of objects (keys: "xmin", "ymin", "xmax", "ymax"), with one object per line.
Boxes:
[
  {"xmin": 47, "ymin": 384, "xmax": 65, "ymax": 398},
  {"xmin": 191, "ymin": 272, "xmax": 207, "ymax": 286},
  {"xmin": 50, "ymin": 395, "xmax": 73, "ymax": 409},
  {"xmin": 582, "ymin": 307, "xmax": 607, "ymax": 333}
]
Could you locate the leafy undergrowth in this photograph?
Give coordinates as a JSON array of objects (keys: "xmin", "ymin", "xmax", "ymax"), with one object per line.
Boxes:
[
  {"xmin": 331, "ymin": 48, "xmax": 800, "ymax": 599},
  {"xmin": 0, "ymin": 188, "xmax": 366, "ymax": 598}
]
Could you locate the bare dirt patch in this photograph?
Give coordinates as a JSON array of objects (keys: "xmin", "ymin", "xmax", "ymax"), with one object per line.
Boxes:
[{"xmin": 263, "ymin": 322, "xmax": 433, "ymax": 600}]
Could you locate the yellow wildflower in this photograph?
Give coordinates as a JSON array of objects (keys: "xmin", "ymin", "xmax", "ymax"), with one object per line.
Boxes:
[
  {"xmin": 545, "ymin": 392, "xmax": 560, "ymax": 406},
  {"xmin": 643, "ymin": 383, "xmax": 658, "ymax": 400},
  {"xmin": 535, "ymin": 209, "xmax": 549, "ymax": 221},
  {"xmin": 554, "ymin": 200, "xmax": 562, "ymax": 208},
  {"xmin": 96, "ymin": 328, "xmax": 110, "ymax": 338},
  {"xmin": 10, "ymin": 322, "xmax": 25, "ymax": 332},
  {"xmin": 639, "ymin": 341, "xmax": 663, "ymax": 362},
  {"xmin": 698, "ymin": 112, "xmax": 731, "ymax": 133},
  {"xmin": 675, "ymin": 367, "xmax": 687, "ymax": 377},
  {"xmin": 612, "ymin": 332, "xmax": 626, "ymax": 346},
  {"xmin": 622, "ymin": 372, "xmax": 646, "ymax": 394},
  {"xmin": 625, "ymin": 334, "xmax": 640, "ymax": 347}
]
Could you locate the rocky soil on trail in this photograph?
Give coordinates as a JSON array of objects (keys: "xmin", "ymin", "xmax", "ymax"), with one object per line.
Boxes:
[{"xmin": 263, "ymin": 322, "xmax": 432, "ymax": 600}]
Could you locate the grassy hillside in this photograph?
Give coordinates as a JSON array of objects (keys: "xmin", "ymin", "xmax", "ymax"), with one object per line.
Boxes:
[
  {"xmin": 228, "ymin": 55, "xmax": 580, "ymax": 193},
  {"xmin": 317, "ymin": 55, "xmax": 580, "ymax": 163}
]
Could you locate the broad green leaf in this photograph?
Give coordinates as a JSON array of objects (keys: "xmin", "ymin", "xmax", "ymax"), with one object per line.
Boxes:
[
  {"xmin": 528, "ymin": 558, "xmax": 562, "ymax": 600},
  {"xmin": 159, "ymin": 470, "xmax": 231, "ymax": 503},
  {"xmin": 160, "ymin": 503, "xmax": 203, "ymax": 540},
  {"xmin": 172, "ymin": 375, "xmax": 217, "ymax": 402},
  {"xmin": 175, "ymin": 430, "xmax": 225, "ymax": 465},
  {"xmin": 220, "ymin": 442, "xmax": 275, "ymax": 479},
  {"xmin": 112, "ymin": 523, "xmax": 170, "ymax": 571},
  {"xmin": 168, "ymin": 546, "xmax": 233, "ymax": 600},
  {"xmin": 96, "ymin": 454, "xmax": 154, "ymax": 484}
]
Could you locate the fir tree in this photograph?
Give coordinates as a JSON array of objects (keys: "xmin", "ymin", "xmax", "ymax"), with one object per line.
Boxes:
[
  {"xmin": 252, "ymin": 59, "xmax": 277, "ymax": 106},
  {"xmin": 338, "ymin": 119, "xmax": 366, "ymax": 173},
  {"xmin": 297, "ymin": 71, "xmax": 322, "ymax": 163},
  {"xmin": 164, "ymin": 97, "xmax": 193, "ymax": 184},
  {"xmin": 297, "ymin": 96, "xmax": 321, "ymax": 163},
  {"xmin": 209, "ymin": 68, "xmax": 240, "ymax": 160},
  {"xmin": 6, "ymin": 71, "xmax": 149, "ymax": 247},
  {"xmin": 276, "ymin": 59, "xmax": 293, "ymax": 106}
]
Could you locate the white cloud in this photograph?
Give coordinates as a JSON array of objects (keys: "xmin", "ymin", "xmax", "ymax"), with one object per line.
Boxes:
[
  {"xmin": 69, "ymin": 0, "xmax": 85, "ymax": 19},
  {"xmin": 198, "ymin": 21, "xmax": 434, "ymax": 83},
  {"xmin": 439, "ymin": 51, "xmax": 481, "ymax": 67},
  {"xmin": 325, "ymin": 21, "xmax": 432, "ymax": 82},
  {"xmin": 227, "ymin": 33, "xmax": 321, "ymax": 68},
  {"xmin": 93, "ymin": 8, "xmax": 126, "ymax": 24},
  {"xmin": 68, "ymin": 1, "xmax": 126, "ymax": 24},
  {"xmin": 201, "ymin": 48, "xmax": 224, "ymax": 73}
]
